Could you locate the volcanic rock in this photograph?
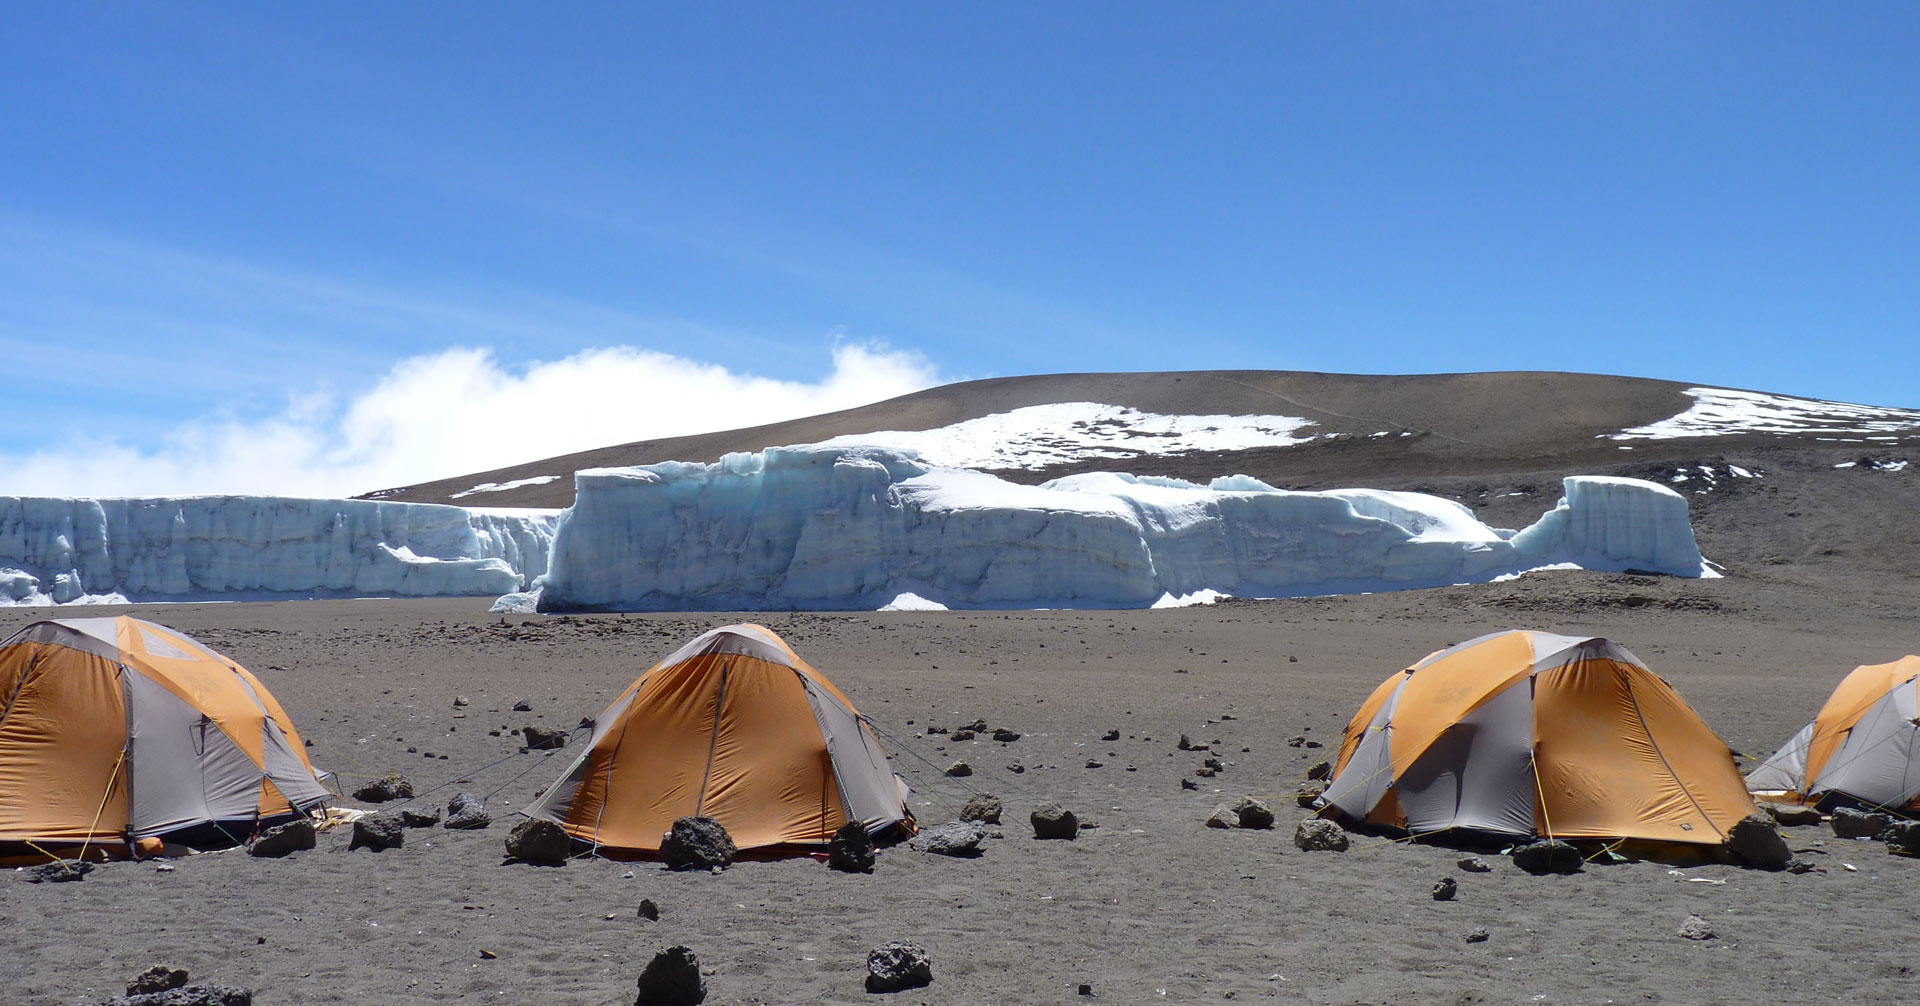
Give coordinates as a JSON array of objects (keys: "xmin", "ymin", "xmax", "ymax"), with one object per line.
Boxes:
[
  {"xmin": 865, "ymin": 941, "xmax": 933, "ymax": 993},
  {"xmin": 660, "ymin": 816, "xmax": 736, "ymax": 871},
  {"xmin": 504, "ymin": 818, "xmax": 571, "ymax": 865}
]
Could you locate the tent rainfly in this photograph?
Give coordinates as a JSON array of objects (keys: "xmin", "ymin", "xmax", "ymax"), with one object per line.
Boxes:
[
  {"xmin": 525, "ymin": 623, "xmax": 913, "ymax": 857},
  {"xmin": 1319, "ymin": 629, "xmax": 1758, "ymax": 850},
  {"xmin": 0, "ymin": 617, "xmax": 330, "ymax": 862},
  {"xmin": 1747, "ymin": 656, "xmax": 1920, "ymax": 813}
]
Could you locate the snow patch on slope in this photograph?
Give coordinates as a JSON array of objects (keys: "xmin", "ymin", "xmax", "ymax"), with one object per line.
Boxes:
[
  {"xmin": 527, "ymin": 446, "xmax": 1710, "ymax": 613},
  {"xmin": 1611, "ymin": 388, "xmax": 1920, "ymax": 441},
  {"xmin": 451, "ymin": 475, "xmax": 561, "ymax": 498},
  {"xmin": 813, "ymin": 402, "xmax": 1318, "ymax": 470}
]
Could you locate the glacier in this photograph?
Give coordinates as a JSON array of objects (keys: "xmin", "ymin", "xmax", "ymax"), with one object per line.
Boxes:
[
  {"xmin": 526, "ymin": 446, "xmax": 1711, "ymax": 613},
  {"xmin": 0, "ymin": 496, "xmax": 559, "ymax": 605}
]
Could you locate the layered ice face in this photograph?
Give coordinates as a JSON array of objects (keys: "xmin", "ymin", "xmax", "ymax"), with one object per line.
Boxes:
[
  {"xmin": 0, "ymin": 497, "xmax": 559, "ymax": 605},
  {"xmin": 525, "ymin": 446, "xmax": 1710, "ymax": 613}
]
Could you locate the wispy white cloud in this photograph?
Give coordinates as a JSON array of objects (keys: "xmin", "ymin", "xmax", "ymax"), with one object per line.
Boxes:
[{"xmin": 1, "ymin": 341, "xmax": 942, "ymax": 499}]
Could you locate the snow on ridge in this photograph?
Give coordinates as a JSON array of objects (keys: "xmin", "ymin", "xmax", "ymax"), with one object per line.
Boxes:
[
  {"xmin": 525, "ymin": 445, "xmax": 1711, "ymax": 613},
  {"xmin": 450, "ymin": 475, "xmax": 561, "ymax": 498},
  {"xmin": 812, "ymin": 402, "xmax": 1319, "ymax": 470},
  {"xmin": 1610, "ymin": 388, "xmax": 1920, "ymax": 441}
]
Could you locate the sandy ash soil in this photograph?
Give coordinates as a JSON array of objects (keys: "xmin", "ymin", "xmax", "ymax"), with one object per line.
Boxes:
[{"xmin": 7, "ymin": 570, "xmax": 1920, "ymax": 1004}]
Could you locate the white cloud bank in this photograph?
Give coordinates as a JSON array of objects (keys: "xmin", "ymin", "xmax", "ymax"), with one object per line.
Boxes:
[{"xmin": 2, "ymin": 341, "xmax": 942, "ymax": 499}]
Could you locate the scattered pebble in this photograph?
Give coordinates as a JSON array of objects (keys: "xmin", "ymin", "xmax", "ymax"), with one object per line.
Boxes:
[
  {"xmin": 1679, "ymin": 914, "xmax": 1716, "ymax": 941},
  {"xmin": 1432, "ymin": 877, "xmax": 1457, "ymax": 901},
  {"xmin": 866, "ymin": 941, "xmax": 933, "ymax": 993}
]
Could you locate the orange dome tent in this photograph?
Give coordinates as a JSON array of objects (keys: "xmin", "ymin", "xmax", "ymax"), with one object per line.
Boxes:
[
  {"xmin": 525, "ymin": 624, "xmax": 913, "ymax": 857},
  {"xmin": 0, "ymin": 617, "xmax": 331, "ymax": 863},
  {"xmin": 1747, "ymin": 656, "xmax": 1920, "ymax": 813},
  {"xmin": 1320, "ymin": 630, "xmax": 1756, "ymax": 849}
]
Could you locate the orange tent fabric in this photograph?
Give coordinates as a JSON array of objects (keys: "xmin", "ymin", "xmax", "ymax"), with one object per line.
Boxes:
[
  {"xmin": 1747, "ymin": 656, "xmax": 1920, "ymax": 812},
  {"xmin": 526, "ymin": 624, "xmax": 912, "ymax": 856},
  {"xmin": 1321, "ymin": 630, "xmax": 1755, "ymax": 847},
  {"xmin": 0, "ymin": 617, "xmax": 329, "ymax": 860}
]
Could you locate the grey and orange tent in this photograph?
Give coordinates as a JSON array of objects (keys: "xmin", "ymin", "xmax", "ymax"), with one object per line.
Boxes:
[
  {"xmin": 0, "ymin": 617, "xmax": 330, "ymax": 863},
  {"xmin": 525, "ymin": 624, "xmax": 913, "ymax": 857},
  {"xmin": 1319, "ymin": 630, "xmax": 1757, "ymax": 851},
  {"xmin": 1747, "ymin": 656, "xmax": 1920, "ymax": 814}
]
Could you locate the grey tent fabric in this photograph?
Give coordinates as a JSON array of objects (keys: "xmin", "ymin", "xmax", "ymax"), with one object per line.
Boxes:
[
  {"xmin": 799, "ymin": 676, "xmax": 911, "ymax": 835},
  {"xmin": 1323, "ymin": 673, "xmax": 1410, "ymax": 822},
  {"xmin": 1397, "ymin": 677, "xmax": 1537, "ymax": 836},
  {"xmin": 1812, "ymin": 684, "xmax": 1920, "ymax": 809},
  {"xmin": 1746, "ymin": 720, "xmax": 1814, "ymax": 794}
]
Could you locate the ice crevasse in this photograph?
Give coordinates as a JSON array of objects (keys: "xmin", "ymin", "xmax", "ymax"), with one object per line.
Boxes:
[
  {"xmin": 0, "ymin": 496, "xmax": 559, "ymax": 604},
  {"xmin": 521, "ymin": 446, "xmax": 1712, "ymax": 612}
]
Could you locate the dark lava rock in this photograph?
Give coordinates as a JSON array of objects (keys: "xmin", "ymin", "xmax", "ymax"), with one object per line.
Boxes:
[
  {"xmin": 910, "ymin": 821, "xmax": 988, "ymax": 857},
  {"xmin": 1725, "ymin": 813, "xmax": 1792, "ymax": 870},
  {"xmin": 105, "ymin": 986, "xmax": 253, "ymax": 1006},
  {"xmin": 828, "ymin": 821, "xmax": 877, "ymax": 872},
  {"xmin": 638, "ymin": 898, "xmax": 660, "ymax": 920},
  {"xmin": 349, "ymin": 812, "xmax": 405, "ymax": 852},
  {"xmin": 634, "ymin": 945, "xmax": 706, "ymax": 1006},
  {"xmin": 26, "ymin": 859, "xmax": 93, "ymax": 882},
  {"xmin": 948, "ymin": 729, "xmax": 976, "ymax": 742},
  {"xmin": 1193, "ymin": 767, "xmax": 1217, "ymax": 779},
  {"xmin": 1204, "ymin": 804, "xmax": 1239, "ymax": 829},
  {"xmin": 1102, "ymin": 729, "xmax": 1120, "ymax": 741},
  {"xmin": 248, "ymin": 819, "xmax": 316, "ymax": 858},
  {"xmin": 1510, "ymin": 839, "xmax": 1583, "ymax": 875},
  {"xmin": 1832, "ymin": 807, "xmax": 1894, "ymax": 840},
  {"xmin": 1295, "ymin": 783, "xmax": 1326, "ymax": 807},
  {"xmin": 352, "ymin": 774, "xmax": 413, "ymax": 803},
  {"xmin": 522, "ymin": 725, "xmax": 567, "ymax": 750},
  {"xmin": 512, "ymin": 700, "xmax": 533, "ymax": 712},
  {"xmin": 127, "ymin": 966, "xmax": 189, "ymax": 995},
  {"xmin": 1881, "ymin": 819, "xmax": 1920, "ymax": 856},
  {"xmin": 865, "ymin": 941, "xmax": 932, "ymax": 993},
  {"xmin": 660, "ymin": 816, "xmax": 736, "ymax": 871},
  {"xmin": 1230, "ymin": 797, "xmax": 1274, "ymax": 830},
  {"xmin": 400, "ymin": 808, "xmax": 442, "ymax": 828},
  {"xmin": 1765, "ymin": 803, "xmax": 1823, "ymax": 827},
  {"xmin": 1031, "ymin": 805, "xmax": 1079, "ymax": 840},
  {"xmin": 1457, "ymin": 856, "xmax": 1493, "ymax": 873},
  {"xmin": 991, "ymin": 728, "xmax": 1021, "ymax": 742},
  {"xmin": 960, "ymin": 793, "xmax": 1002, "ymax": 824},
  {"xmin": 1432, "ymin": 877, "xmax": 1458, "ymax": 901},
  {"xmin": 504, "ymin": 818, "xmax": 572, "ymax": 866},
  {"xmin": 1293, "ymin": 819, "xmax": 1349, "ymax": 852},
  {"xmin": 1465, "ymin": 927, "xmax": 1489, "ymax": 944},
  {"xmin": 1286, "ymin": 736, "xmax": 1306, "ymax": 748},
  {"xmin": 1180, "ymin": 778, "xmax": 1199, "ymax": 791},
  {"xmin": 445, "ymin": 792, "xmax": 492, "ymax": 830},
  {"xmin": 944, "ymin": 761, "xmax": 972, "ymax": 777},
  {"xmin": 1305, "ymin": 760, "xmax": 1333, "ymax": 781},
  {"xmin": 959, "ymin": 718, "xmax": 988, "ymax": 732}
]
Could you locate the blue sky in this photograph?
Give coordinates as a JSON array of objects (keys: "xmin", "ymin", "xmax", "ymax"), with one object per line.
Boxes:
[{"xmin": 3, "ymin": 4, "xmax": 1915, "ymax": 495}]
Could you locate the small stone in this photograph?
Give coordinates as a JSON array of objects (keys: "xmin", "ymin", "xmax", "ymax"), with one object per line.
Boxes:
[
  {"xmin": 1304, "ymin": 740, "xmax": 1322, "ymax": 749},
  {"xmin": 660, "ymin": 816, "xmax": 736, "ymax": 871},
  {"xmin": 1679, "ymin": 914, "xmax": 1716, "ymax": 941},
  {"xmin": 1031, "ymin": 805, "xmax": 1079, "ymax": 840},
  {"xmin": 479, "ymin": 949, "xmax": 497, "ymax": 959},
  {"xmin": 828, "ymin": 821, "xmax": 876, "ymax": 872},
  {"xmin": 1230, "ymin": 797, "xmax": 1274, "ymax": 830},
  {"xmin": 105, "ymin": 985, "xmax": 253, "ymax": 1005},
  {"xmin": 1832, "ymin": 807, "xmax": 1893, "ymax": 840},
  {"xmin": 1725, "ymin": 813, "xmax": 1792, "ymax": 871},
  {"xmin": 351, "ymin": 774, "xmax": 413, "ymax": 803},
  {"xmin": 910, "ymin": 821, "xmax": 988, "ymax": 857},
  {"xmin": 865, "ymin": 941, "xmax": 932, "ymax": 993},
  {"xmin": 400, "ymin": 808, "xmax": 442, "ymax": 828},
  {"xmin": 1465, "ymin": 927, "xmax": 1489, "ymax": 944},
  {"xmin": 949, "ymin": 729, "xmax": 976, "ymax": 742},
  {"xmin": 959, "ymin": 718, "xmax": 988, "ymax": 732},
  {"xmin": 959, "ymin": 794, "xmax": 1003, "ymax": 824},
  {"xmin": 1305, "ymin": 760, "xmax": 1332, "ymax": 781},
  {"xmin": 1078, "ymin": 983, "xmax": 1094, "ymax": 996},
  {"xmin": 1787, "ymin": 858, "xmax": 1816, "ymax": 874},
  {"xmin": 1295, "ymin": 783, "xmax": 1325, "ymax": 807},
  {"xmin": 1205, "ymin": 805, "xmax": 1239, "ymax": 829},
  {"xmin": 1102, "ymin": 730, "xmax": 1120, "ymax": 741},
  {"xmin": 1510, "ymin": 839, "xmax": 1583, "ymax": 875},
  {"xmin": 1457, "ymin": 856, "xmax": 1492, "ymax": 873},
  {"xmin": 453, "ymin": 695, "xmax": 470, "ymax": 707},
  {"xmin": 1007, "ymin": 763, "xmax": 1026, "ymax": 774},
  {"xmin": 504, "ymin": 818, "xmax": 571, "ymax": 865},
  {"xmin": 634, "ymin": 945, "xmax": 707, "ymax": 1005},
  {"xmin": 1765, "ymin": 803, "xmax": 1823, "ymax": 827},
  {"xmin": 1293, "ymin": 819, "xmax": 1349, "ymax": 852},
  {"xmin": 1881, "ymin": 819, "xmax": 1920, "ymax": 856},
  {"xmin": 26, "ymin": 859, "xmax": 93, "ymax": 882},
  {"xmin": 248, "ymin": 819, "xmax": 316, "ymax": 858},
  {"xmin": 944, "ymin": 761, "xmax": 972, "ymax": 777},
  {"xmin": 1193, "ymin": 767, "xmax": 1216, "ymax": 778},
  {"xmin": 512, "ymin": 700, "xmax": 532, "ymax": 712},
  {"xmin": 1085, "ymin": 760, "xmax": 1104, "ymax": 769},
  {"xmin": 1181, "ymin": 778, "xmax": 1199, "ymax": 791},
  {"xmin": 127, "ymin": 965, "xmax": 190, "ymax": 995},
  {"xmin": 522, "ymin": 725, "xmax": 567, "ymax": 750},
  {"xmin": 1203, "ymin": 757, "xmax": 1225, "ymax": 772},
  {"xmin": 1286, "ymin": 736, "xmax": 1305, "ymax": 747},
  {"xmin": 1432, "ymin": 877, "xmax": 1457, "ymax": 901},
  {"xmin": 639, "ymin": 898, "xmax": 660, "ymax": 920},
  {"xmin": 991, "ymin": 728, "xmax": 1021, "ymax": 742},
  {"xmin": 349, "ymin": 813, "xmax": 405, "ymax": 852}
]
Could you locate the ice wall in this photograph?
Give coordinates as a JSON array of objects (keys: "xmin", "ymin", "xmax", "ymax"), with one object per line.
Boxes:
[
  {"xmin": 0, "ymin": 496, "xmax": 559, "ymax": 605},
  {"xmin": 527, "ymin": 446, "xmax": 1710, "ymax": 613}
]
